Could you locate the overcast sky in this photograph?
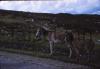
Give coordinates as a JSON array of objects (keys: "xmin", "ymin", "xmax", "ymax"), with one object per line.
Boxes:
[{"xmin": 0, "ymin": 0, "xmax": 100, "ymax": 14}]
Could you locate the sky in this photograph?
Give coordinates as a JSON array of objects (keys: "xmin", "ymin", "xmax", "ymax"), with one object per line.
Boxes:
[{"xmin": 0, "ymin": 0, "xmax": 100, "ymax": 14}]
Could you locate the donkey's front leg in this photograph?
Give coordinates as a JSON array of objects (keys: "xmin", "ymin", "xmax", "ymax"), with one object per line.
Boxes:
[{"xmin": 49, "ymin": 41, "xmax": 54, "ymax": 55}]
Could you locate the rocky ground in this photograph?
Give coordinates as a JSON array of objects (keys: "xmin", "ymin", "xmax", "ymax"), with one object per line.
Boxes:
[{"xmin": 0, "ymin": 51, "xmax": 92, "ymax": 69}]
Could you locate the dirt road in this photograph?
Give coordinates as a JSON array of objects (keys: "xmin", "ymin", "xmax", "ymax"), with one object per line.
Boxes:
[{"xmin": 0, "ymin": 51, "xmax": 91, "ymax": 69}]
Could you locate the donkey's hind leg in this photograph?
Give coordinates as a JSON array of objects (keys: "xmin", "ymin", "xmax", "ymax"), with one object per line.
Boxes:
[
  {"xmin": 49, "ymin": 41, "xmax": 54, "ymax": 55},
  {"xmin": 66, "ymin": 44, "xmax": 72, "ymax": 58}
]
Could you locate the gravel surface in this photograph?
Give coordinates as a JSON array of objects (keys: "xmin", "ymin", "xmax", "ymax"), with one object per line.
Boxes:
[{"xmin": 0, "ymin": 51, "xmax": 92, "ymax": 69}]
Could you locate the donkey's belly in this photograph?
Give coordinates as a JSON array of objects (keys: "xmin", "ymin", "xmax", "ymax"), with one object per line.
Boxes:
[
  {"xmin": 53, "ymin": 39, "xmax": 60, "ymax": 43},
  {"xmin": 53, "ymin": 39, "xmax": 65, "ymax": 43}
]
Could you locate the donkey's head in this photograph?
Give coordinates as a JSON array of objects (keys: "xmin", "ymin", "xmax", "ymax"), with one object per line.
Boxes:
[
  {"xmin": 35, "ymin": 27, "xmax": 43, "ymax": 40},
  {"xmin": 35, "ymin": 27, "xmax": 48, "ymax": 40},
  {"xmin": 35, "ymin": 23, "xmax": 56, "ymax": 40}
]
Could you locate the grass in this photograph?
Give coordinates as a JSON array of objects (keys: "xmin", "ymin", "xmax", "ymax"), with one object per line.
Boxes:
[{"xmin": 94, "ymin": 44, "xmax": 100, "ymax": 50}]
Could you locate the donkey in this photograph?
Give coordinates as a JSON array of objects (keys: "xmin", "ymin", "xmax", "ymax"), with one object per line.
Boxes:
[{"xmin": 35, "ymin": 26, "xmax": 74, "ymax": 58}]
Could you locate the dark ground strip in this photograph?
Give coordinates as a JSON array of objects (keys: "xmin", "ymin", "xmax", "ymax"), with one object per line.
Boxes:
[{"xmin": 0, "ymin": 51, "xmax": 92, "ymax": 69}]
